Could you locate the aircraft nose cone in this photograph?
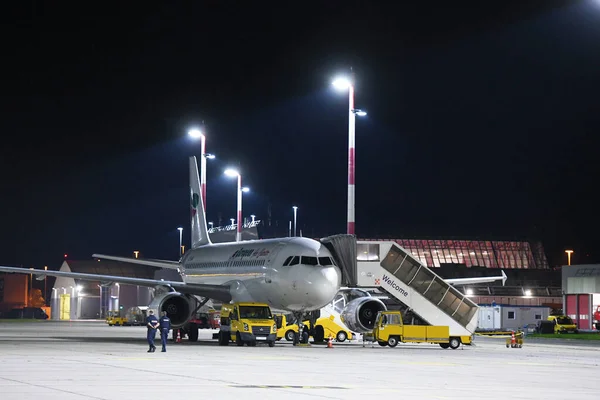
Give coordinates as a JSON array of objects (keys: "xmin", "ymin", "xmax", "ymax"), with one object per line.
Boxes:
[{"xmin": 307, "ymin": 266, "xmax": 342, "ymax": 309}]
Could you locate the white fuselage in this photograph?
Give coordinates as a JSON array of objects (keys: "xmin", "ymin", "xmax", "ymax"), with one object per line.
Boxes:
[{"xmin": 179, "ymin": 237, "xmax": 342, "ymax": 312}]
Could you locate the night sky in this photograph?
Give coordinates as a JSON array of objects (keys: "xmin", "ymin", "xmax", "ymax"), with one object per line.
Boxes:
[{"xmin": 1, "ymin": 1, "xmax": 597, "ymax": 269}]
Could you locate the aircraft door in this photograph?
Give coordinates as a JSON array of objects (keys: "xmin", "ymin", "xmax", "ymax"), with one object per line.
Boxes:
[{"xmin": 265, "ymin": 243, "xmax": 286, "ymax": 284}]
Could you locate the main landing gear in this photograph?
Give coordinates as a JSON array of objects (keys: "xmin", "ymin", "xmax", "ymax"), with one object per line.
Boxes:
[{"xmin": 292, "ymin": 310, "xmax": 322, "ymax": 346}]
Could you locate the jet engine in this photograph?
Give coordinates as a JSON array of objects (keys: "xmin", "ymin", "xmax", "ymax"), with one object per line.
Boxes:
[
  {"xmin": 148, "ymin": 292, "xmax": 193, "ymax": 328},
  {"xmin": 340, "ymin": 296, "xmax": 387, "ymax": 333}
]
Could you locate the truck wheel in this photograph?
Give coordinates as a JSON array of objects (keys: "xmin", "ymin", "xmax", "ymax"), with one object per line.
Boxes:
[
  {"xmin": 314, "ymin": 325, "xmax": 325, "ymax": 342},
  {"xmin": 188, "ymin": 324, "xmax": 199, "ymax": 342},
  {"xmin": 236, "ymin": 332, "xmax": 244, "ymax": 346},
  {"xmin": 218, "ymin": 331, "xmax": 228, "ymax": 346},
  {"xmin": 439, "ymin": 343, "xmax": 450, "ymax": 349},
  {"xmin": 336, "ymin": 331, "xmax": 347, "ymax": 342},
  {"xmin": 387, "ymin": 337, "xmax": 399, "ymax": 348},
  {"xmin": 449, "ymin": 337, "xmax": 461, "ymax": 349},
  {"xmin": 285, "ymin": 330, "xmax": 295, "ymax": 342},
  {"xmin": 268, "ymin": 341, "xmax": 275, "ymax": 347}
]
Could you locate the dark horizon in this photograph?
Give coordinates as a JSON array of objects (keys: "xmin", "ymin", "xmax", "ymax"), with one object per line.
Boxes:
[{"xmin": 1, "ymin": 1, "xmax": 597, "ymax": 269}]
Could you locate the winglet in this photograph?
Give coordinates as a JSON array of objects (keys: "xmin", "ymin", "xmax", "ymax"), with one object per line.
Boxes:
[
  {"xmin": 190, "ymin": 156, "xmax": 211, "ymax": 248},
  {"xmin": 501, "ymin": 270, "xmax": 507, "ymax": 286}
]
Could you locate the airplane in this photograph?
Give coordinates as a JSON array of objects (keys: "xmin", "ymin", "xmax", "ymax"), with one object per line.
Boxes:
[
  {"xmin": 0, "ymin": 156, "xmax": 509, "ymax": 341},
  {"xmin": 0, "ymin": 156, "xmax": 342, "ymax": 342}
]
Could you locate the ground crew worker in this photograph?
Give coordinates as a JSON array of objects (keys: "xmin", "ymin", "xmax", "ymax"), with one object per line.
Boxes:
[
  {"xmin": 146, "ymin": 310, "xmax": 159, "ymax": 352},
  {"xmin": 159, "ymin": 311, "xmax": 171, "ymax": 352}
]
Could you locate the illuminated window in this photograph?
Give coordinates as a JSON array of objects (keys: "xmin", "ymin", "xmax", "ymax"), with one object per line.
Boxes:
[{"xmin": 357, "ymin": 243, "xmax": 380, "ymax": 261}]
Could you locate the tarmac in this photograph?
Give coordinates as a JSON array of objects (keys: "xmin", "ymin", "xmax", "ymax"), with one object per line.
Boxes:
[{"xmin": 1, "ymin": 320, "xmax": 599, "ymax": 400}]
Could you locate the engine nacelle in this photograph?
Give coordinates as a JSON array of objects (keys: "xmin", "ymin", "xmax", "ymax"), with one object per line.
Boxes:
[
  {"xmin": 148, "ymin": 292, "xmax": 193, "ymax": 328},
  {"xmin": 340, "ymin": 296, "xmax": 387, "ymax": 333}
]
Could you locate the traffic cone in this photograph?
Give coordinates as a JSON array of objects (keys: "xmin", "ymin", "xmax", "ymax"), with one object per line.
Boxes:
[
  {"xmin": 176, "ymin": 329, "xmax": 182, "ymax": 343},
  {"xmin": 327, "ymin": 335, "xmax": 333, "ymax": 348},
  {"xmin": 510, "ymin": 331, "xmax": 516, "ymax": 347}
]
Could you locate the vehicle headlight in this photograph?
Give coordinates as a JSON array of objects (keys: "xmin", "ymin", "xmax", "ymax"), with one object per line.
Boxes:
[
  {"xmin": 273, "ymin": 324, "xmax": 277, "ymax": 332},
  {"xmin": 243, "ymin": 323, "xmax": 249, "ymax": 331}
]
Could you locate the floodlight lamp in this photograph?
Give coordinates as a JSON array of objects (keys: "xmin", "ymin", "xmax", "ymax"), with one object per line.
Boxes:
[
  {"xmin": 224, "ymin": 169, "xmax": 239, "ymax": 177},
  {"xmin": 332, "ymin": 77, "xmax": 352, "ymax": 91},
  {"xmin": 241, "ymin": 187, "xmax": 250, "ymax": 193},
  {"xmin": 188, "ymin": 129, "xmax": 203, "ymax": 139}
]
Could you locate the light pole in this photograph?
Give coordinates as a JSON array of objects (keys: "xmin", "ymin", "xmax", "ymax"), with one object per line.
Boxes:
[
  {"xmin": 565, "ymin": 250, "xmax": 574, "ymax": 266},
  {"xmin": 188, "ymin": 128, "xmax": 215, "ymax": 213},
  {"xmin": 177, "ymin": 227, "xmax": 183, "ymax": 258},
  {"xmin": 292, "ymin": 206, "xmax": 298, "ymax": 237},
  {"xmin": 332, "ymin": 75, "xmax": 367, "ymax": 235},
  {"xmin": 44, "ymin": 266, "xmax": 48, "ymax": 305},
  {"xmin": 208, "ymin": 221, "xmax": 214, "ymax": 229},
  {"xmin": 224, "ymin": 168, "xmax": 249, "ymax": 242},
  {"xmin": 250, "ymin": 214, "xmax": 256, "ymax": 223},
  {"xmin": 28, "ymin": 268, "xmax": 33, "ymax": 306}
]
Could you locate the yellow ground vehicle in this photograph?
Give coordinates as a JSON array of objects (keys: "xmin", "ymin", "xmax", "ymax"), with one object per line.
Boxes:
[
  {"xmin": 217, "ymin": 302, "xmax": 277, "ymax": 347},
  {"xmin": 275, "ymin": 314, "xmax": 353, "ymax": 342},
  {"xmin": 105, "ymin": 310, "xmax": 128, "ymax": 326},
  {"xmin": 372, "ymin": 311, "xmax": 467, "ymax": 349},
  {"xmin": 548, "ymin": 315, "xmax": 578, "ymax": 334}
]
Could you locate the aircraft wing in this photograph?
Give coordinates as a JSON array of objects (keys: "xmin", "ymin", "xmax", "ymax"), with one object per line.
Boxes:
[
  {"xmin": 0, "ymin": 265, "xmax": 232, "ymax": 302},
  {"xmin": 92, "ymin": 254, "xmax": 180, "ymax": 270},
  {"xmin": 445, "ymin": 270, "xmax": 507, "ymax": 287}
]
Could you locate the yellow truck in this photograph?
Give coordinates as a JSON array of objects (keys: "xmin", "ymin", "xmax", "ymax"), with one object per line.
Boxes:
[
  {"xmin": 547, "ymin": 315, "xmax": 578, "ymax": 334},
  {"xmin": 105, "ymin": 310, "xmax": 128, "ymax": 326},
  {"xmin": 217, "ymin": 302, "xmax": 277, "ymax": 347},
  {"xmin": 372, "ymin": 311, "xmax": 468, "ymax": 349},
  {"xmin": 275, "ymin": 314, "xmax": 353, "ymax": 342}
]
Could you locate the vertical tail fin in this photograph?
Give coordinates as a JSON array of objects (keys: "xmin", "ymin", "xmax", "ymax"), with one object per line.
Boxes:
[{"xmin": 190, "ymin": 156, "xmax": 211, "ymax": 248}]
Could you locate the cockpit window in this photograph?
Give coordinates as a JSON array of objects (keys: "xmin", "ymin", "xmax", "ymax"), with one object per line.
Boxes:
[
  {"xmin": 283, "ymin": 256, "xmax": 292, "ymax": 266},
  {"xmin": 319, "ymin": 257, "xmax": 333, "ymax": 266},
  {"xmin": 289, "ymin": 256, "xmax": 300, "ymax": 266},
  {"xmin": 301, "ymin": 256, "xmax": 318, "ymax": 266}
]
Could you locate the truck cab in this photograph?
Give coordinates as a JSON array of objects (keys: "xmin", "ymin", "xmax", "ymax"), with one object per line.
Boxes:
[
  {"xmin": 547, "ymin": 315, "xmax": 578, "ymax": 334},
  {"xmin": 593, "ymin": 306, "xmax": 600, "ymax": 331},
  {"xmin": 218, "ymin": 302, "xmax": 277, "ymax": 347},
  {"xmin": 372, "ymin": 311, "xmax": 464, "ymax": 349}
]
